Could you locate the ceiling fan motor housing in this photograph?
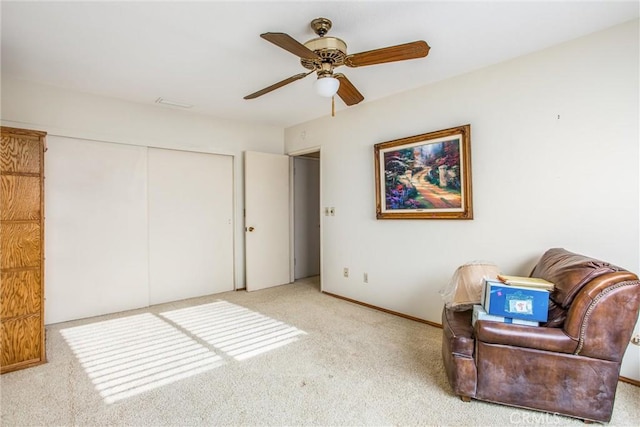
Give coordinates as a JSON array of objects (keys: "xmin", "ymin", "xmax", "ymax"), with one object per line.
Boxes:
[{"xmin": 301, "ymin": 37, "xmax": 348, "ymax": 70}]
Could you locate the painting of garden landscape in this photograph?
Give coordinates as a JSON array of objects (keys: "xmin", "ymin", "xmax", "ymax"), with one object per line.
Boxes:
[
  {"xmin": 374, "ymin": 124, "xmax": 472, "ymax": 220},
  {"xmin": 383, "ymin": 138, "xmax": 462, "ymax": 212}
]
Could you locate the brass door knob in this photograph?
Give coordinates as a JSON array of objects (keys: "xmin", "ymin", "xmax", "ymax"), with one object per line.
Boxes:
[{"xmin": 246, "ymin": 226, "xmax": 255, "ymax": 232}]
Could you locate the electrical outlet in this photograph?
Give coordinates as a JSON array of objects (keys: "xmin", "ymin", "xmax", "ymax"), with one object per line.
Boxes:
[
  {"xmin": 363, "ymin": 273, "xmax": 368, "ymax": 284},
  {"xmin": 343, "ymin": 268, "xmax": 349, "ymax": 278}
]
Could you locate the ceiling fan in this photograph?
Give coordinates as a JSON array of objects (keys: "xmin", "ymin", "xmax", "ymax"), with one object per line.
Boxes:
[{"xmin": 244, "ymin": 17, "xmax": 430, "ymax": 107}]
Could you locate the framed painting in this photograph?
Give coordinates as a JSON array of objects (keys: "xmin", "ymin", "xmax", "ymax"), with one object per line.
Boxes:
[{"xmin": 374, "ymin": 124, "xmax": 472, "ymax": 220}]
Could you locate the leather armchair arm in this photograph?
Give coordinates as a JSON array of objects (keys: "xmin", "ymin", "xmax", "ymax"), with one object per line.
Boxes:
[{"xmin": 475, "ymin": 320, "xmax": 578, "ymax": 354}]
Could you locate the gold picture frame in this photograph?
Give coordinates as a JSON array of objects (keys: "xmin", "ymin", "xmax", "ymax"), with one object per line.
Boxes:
[{"xmin": 374, "ymin": 124, "xmax": 473, "ymax": 220}]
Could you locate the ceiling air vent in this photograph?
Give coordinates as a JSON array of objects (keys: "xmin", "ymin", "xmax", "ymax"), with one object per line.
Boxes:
[{"xmin": 155, "ymin": 97, "xmax": 193, "ymax": 109}]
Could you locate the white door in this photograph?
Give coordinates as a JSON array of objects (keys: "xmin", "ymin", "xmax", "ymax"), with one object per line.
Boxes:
[
  {"xmin": 244, "ymin": 151, "xmax": 291, "ymax": 291},
  {"xmin": 45, "ymin": 136, "xmax": 149, "ymax": 324},
  {"xmin": 148, "ymin": 148, "xmax": 234, "ymax": 304}
]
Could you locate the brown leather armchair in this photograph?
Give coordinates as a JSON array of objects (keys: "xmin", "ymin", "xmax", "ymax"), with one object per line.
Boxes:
[{"xmin": 441, "ymin": 248, "xmax": 640, "ymax": 423}]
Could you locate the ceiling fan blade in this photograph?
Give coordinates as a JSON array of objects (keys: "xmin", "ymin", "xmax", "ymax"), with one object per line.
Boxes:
[
  {"xmin": 344, "ymin": 40, "xmax": 430, "ymax": 67},
  {"xmin": 335, "ymin": 73, "xmax": 364, "ymax": 106},
  {"xmin": 244, "ymin": 71, "xmax": 313, "ymax": 100},
  {"xmin": 260, "ymin": 32, "xmax": 321, "ymax": 60}
]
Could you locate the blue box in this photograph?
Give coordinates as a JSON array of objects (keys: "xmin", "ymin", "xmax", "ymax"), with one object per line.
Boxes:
[{"xmin": 482, "ymin": 279, "xmax": 549, "ymax": 322}]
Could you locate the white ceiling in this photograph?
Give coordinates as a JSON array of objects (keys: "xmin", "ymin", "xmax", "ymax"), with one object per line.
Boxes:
[{"xmin": 1, "ymin": 1, "xmax": 638, "ymax": 128}]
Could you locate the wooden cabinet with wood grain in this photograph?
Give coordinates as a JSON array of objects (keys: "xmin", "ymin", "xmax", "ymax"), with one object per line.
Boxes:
[{"xmin": 0, "ymin": 126, "xmax": 47, "ymax": 374}]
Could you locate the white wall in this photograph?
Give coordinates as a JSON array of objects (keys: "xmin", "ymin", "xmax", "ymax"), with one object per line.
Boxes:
[
  {"xmin": 285, "ymin": 20, "xmax": 640, "ymax": 379},
  {"xmin": 1, "ymin": 77, "xmax": 284, "ymax": 293}
]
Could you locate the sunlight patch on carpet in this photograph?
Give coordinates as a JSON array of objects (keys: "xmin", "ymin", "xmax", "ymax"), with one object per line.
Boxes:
[
  {"xmin": 160, "ymin": 301, "xmax": 307, "ymax": 361},
  {"xmin": 60, "ymin": 313, "xmax": 224, "ymax": 404}
]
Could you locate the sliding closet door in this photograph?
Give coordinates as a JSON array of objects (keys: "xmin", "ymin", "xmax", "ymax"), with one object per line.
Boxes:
[
  {"xmin": 45, "ymin": 137, "xmax": 148, "ymax": 324},
  {"xmin": 148, "ymin": 148, "xmax": 234, "ymax": 305}
]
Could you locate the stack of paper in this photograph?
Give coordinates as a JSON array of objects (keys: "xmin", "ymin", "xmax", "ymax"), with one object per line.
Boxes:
[{"xmin": 497, "ymin": 274, "xmax": 555, "ymax": 291}]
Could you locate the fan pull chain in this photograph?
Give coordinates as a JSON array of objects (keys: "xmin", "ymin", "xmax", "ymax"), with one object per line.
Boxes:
[{"xmin": 331, "ymin": 96, "xmax": 335, "ymax": 117}]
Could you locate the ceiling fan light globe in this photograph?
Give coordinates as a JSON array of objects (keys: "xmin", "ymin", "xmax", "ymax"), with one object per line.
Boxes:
[{"xmin": 315, "ymin": 76, "xmax": 340, "ymax": 97}]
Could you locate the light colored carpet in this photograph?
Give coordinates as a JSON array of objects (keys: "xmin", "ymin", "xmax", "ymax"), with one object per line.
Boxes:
[{"xmin": 1, "ymin": 276, "xmax": 638, "ymax": 426}]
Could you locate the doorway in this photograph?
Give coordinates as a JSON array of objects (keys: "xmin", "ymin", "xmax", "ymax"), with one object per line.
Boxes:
[{"xmin": 292, "ymin": 151, "xmax": 321, "ymax": 289}]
